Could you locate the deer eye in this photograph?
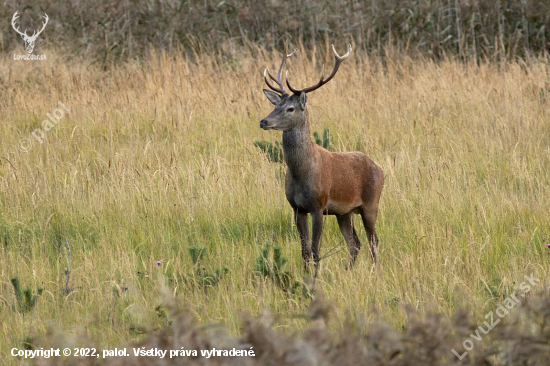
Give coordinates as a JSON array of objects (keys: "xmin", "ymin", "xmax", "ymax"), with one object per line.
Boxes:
[{"xmin": 286, "ymin": 107, "xmax": 295, "ymax": 113}]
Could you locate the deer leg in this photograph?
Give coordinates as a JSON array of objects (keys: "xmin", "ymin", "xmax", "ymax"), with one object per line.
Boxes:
[
  {"xmin": 311, "ymin": 210, "xmax": 324, "ymax": 265},
  {"xmin": 294, "ymin": 209, "xmax": 311, "ymax": 267},
  {"xmin": 336, "ymin": 213, "xmax": 362, "ymax": 269},
  {"xmin": 359, "ymin": 207, "xmax": 379, "ymax": 264},
  {"xmin": 352, "ymin": 227, "xmax": 362, "ymax": 253}
]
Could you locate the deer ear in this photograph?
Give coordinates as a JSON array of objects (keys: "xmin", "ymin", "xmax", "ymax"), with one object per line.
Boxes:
[
  {"xmin": 299, "ymin": 92, "xmax": 307, "ymax": 110},
  {"xmin": 263, "ymin": 89, "xmax": 282, "ymax": 105}
]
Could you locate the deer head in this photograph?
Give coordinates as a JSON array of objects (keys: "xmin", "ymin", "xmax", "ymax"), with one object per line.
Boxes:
[
  {"xmin": 260, "ymin": 44, "xmax": 352, "ymax": 131},
  {"xmin": 12, "ymin": 11, "xmax": 49, "ymax": 54}
]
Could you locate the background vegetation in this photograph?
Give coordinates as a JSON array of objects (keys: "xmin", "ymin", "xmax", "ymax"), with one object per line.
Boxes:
[
  {"xmin": 1, "ymin": 0, "xmax": 549, "ymax": 63},
  {"xmin": 1, "ymin": 1, "xmax": 550, "ymax": 364},
  {"xmin": 1, "ymin": 46, "xmax": 549, "ymax": 364}
]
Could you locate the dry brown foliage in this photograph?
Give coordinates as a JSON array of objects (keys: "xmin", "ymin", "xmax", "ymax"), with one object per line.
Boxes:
[{"xmin": 31, "ymin": 287, "xmax": 550, "ymax": 366}]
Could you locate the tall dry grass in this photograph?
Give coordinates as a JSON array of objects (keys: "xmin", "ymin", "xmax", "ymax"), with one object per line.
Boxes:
[{"xmin": 1, "ymin": 46, "xmax": 550, "ymax": 364}]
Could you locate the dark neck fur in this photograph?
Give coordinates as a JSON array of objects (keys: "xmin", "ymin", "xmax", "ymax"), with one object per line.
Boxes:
[{"xmin": 282, "ymin": 113, "xmax": 314, "ymax": 180}]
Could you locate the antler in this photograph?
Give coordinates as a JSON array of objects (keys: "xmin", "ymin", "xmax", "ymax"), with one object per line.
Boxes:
[
  {"xmin": 264, "ymin": 50, "xmax": 296, "ymax": 95},
  {"xmin": 286, "ymin": 44, "xmax": 352, "ymax": 95},
  {"xmin": 11, "ymin": 11, "xmax": 28, "ymax": 38},
  {"xmin": 11, "ymin": 12, "xmax": 48, "ymax": 40},
  {"xmin": 28, "ymin": 13, "xmax": 49, "ymax": 41}
]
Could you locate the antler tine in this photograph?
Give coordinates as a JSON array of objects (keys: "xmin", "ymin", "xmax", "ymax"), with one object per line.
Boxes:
[
  {"xmin": 40, "ymin": 14, "xmax": 49, "ymax": 31},
  {"xmin": 11, "ymin": 11, "xmax": 28, "ymax": 37},
  {"xmin": 333, "ymin": 43, "xmax": 352, "ymax": 61},
  {"xmin": 286, "ymin": 43, "xmax": 352, "ymax": 95},
  {"xmin": 264, "ymin": 68, "xmax": 285, "ymax": 95},
  {"xmin": 30, "ymin": 13, "xmax": 48, "ymax": 40},
  {"xmin": 264, "ymin": 50, "xmax": 296, "ymax": 95},
  {"xmin": 276, "ymin": 50, "xmax": 296, "ymax": 84}
]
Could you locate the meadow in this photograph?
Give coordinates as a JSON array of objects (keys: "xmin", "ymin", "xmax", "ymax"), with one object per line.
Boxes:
[{"xmin": 1, "ymin": 45, "xmax": 550, "ymax": 364}]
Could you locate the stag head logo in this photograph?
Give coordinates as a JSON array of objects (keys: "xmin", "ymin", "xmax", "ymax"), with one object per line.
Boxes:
[{"xmin": 12, "ymin": 11, "xmax": 49, "ymax": 54}]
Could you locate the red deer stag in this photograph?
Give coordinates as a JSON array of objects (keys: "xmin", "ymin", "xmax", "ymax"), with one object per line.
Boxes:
[{"xmin": 259, "ymin": 45, "xmax": 384, "ymax": 269}]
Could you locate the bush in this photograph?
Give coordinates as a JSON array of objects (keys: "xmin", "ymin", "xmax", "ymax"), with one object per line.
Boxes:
[
  {"xmin": 10, "ymin": 277, "xmax": 42, "ymax": 314},
  {"xmin": 27, "ymin": 286, "xmax": 550, "ymax": 365}
]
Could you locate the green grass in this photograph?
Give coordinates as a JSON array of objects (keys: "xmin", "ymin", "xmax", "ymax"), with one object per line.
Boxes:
[{"xmin": 0, "ymin": 48, "xmax": 549, "ymax": 362}]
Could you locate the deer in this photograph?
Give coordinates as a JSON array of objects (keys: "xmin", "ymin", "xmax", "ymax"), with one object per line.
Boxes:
[
  {"xmin": 11, "ymin": 11, "xmax": 49, "ymax": 54},
  {"xmin": 259, "ymin": 44, "xmax": 384, "ymax": 270}
]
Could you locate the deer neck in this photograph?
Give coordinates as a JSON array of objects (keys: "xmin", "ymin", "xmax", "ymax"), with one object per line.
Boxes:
[{"xmin": 282, "ymin": 114, "xmax": 315, "ymax": 180}]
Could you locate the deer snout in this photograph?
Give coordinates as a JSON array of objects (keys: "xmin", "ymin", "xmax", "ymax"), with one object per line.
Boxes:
[{"xmin": 260, "ymin": 119, "xmax": 269, "ymax": 129}]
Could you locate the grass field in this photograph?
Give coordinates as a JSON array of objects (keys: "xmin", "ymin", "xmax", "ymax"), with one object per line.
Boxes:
[{"xmin": 1, "ymin": 46, "xmax": 549, "ymax": 362}]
